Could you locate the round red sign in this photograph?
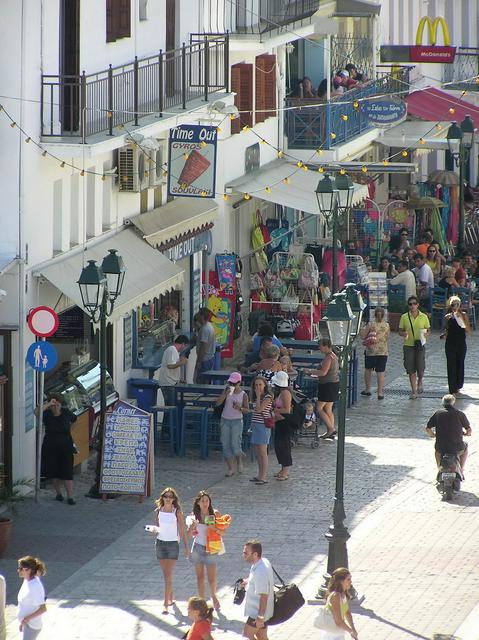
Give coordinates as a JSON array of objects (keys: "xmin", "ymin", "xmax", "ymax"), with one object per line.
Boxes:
[{"xmin": 27, "ymin": 306, "xmax": 59, "ymax": 338}]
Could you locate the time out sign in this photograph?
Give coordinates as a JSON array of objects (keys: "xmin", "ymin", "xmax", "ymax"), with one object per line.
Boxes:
[{"xmin": 168, "ymin": 125, "xmax": 218, "ymax": 198}]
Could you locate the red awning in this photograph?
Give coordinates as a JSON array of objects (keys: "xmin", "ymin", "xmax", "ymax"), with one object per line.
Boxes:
[{"xmin": 405, "ymin": 88, "xmax": 479, "ymax": 128}]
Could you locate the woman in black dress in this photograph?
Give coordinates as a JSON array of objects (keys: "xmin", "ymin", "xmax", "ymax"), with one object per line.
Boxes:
[
  {"xmin": 306, "ymin": 338, "xmax": 339, "ymax": 439},
  {"xmin": 37, "ymin": 394, "xmax": 77, "ymax": 504},
  {"xmin": 441, "ymin": 296, "xmax": 470, "ymax": 395}
]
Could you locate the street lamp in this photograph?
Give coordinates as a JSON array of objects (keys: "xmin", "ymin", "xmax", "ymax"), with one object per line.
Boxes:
[
  {"xmin": 77, "ymin": 249, "xmax": 126, "ymax": 498},
  {"xmin": 447, "ymin": 116, "xmax": 476, "ymax": 254},
  {"xmin": 317, "ymin": 293, "xmax": 356, "ymax": 599},
  {"xmin": 316, "ymin": 174, "xmax": 339, "ymax": 293},
  {"xmin": 343, "ymin": 283, "xmax": 366, "ymax": 338}
]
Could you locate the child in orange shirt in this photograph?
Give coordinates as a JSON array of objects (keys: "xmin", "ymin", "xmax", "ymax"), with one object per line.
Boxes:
[{"xmin": 186, "ymin": 597, "xmax": 215, "ymax": 640}]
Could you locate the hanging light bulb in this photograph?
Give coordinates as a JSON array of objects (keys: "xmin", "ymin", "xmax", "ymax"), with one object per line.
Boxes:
[
  {"xmin": 244, "ymin": 193, "xmax": 251, "ymax": 200},
  {"xmin": 382, "ymin": 159, "xmax": 389, "ymax": 166},
  {"xmin": 223, "ymin": 193, "xmax": 229, "ymax": 201},
  {"xmin": 330, "ymin": 132, "xmax": 337, "ymax": 140},
  {"xmin": 361, "ymin": 165, "xmax": 368, "ymax": 173},
  {"xmin": 341, "ymin": 114, "xmax": 348, "ymax": 121},
  {"xmin": 260, "ymin": 139, "xmax": 266, "ymax": 144},
  {"xmin": 296, "ymin": 161, "xmax": 303, "ymax": 168},
  {"xmin": 242, "ymin": 125, "xmax": 249, "ymax": 132},
  {"xmin": 216, "ymin": 126, "xmax": 222, "ymax": 133},
  {"xmin": 339, "ymin": 168, "xmax": 346, "ymax": 175},
  {"xmin": 419, "ymin": 137, "xmax": 425, "ymax": 145},
  {"xmin": 200, "ymin": 190, "xmax": 207, "ymax": 197},
  {"xmin": 102, "ymin": 175, "xmax": 106, "ymax": 181},
  {"xmin": 318, "ymin": 167, "xmax": 324, "ymax": 173},
  {"xmin": 10, "ymin": 122, "xmax": 16, "ymax": 128},
  {"xmin": 449, "ymin": 107, "xmax": 455, "ymax": 114},
  {"xmin": 316, "ymin": 149, "xmax": 324, "ymax": 156},
  {"xmin": 200, "ymin": 141, "xmax": 207, "ymax": 148},
  {"xmin": 60, "ymin": 161, "xmax": 65, "ymax": 168},
  {"xmin": 80, "ymin": 169, "xmax": 85, "ymax": 176},
  {"xmin": 42, "ymin": 150, "xmax": 47, "ymax": 157},
  {"xmin": 401, "ymin": 150, "xmax": 408, "ymax": 157},
  {"xmin": 277, "ymin": 150, "xmax": 284, "ymax": 158},
  {"xmin": 265, "ymin": 186, "xmax": 272, "ymax": 193},
  {"xmin": 353, "ymin": 101, "xmax": 359, "ymax": 109},
  {"xmin": 25, "ymin": 137, "xmax": 31, "ymax": 143},
  {"xmin": 283, "ymin": 177, "xmax": 290, "ymax": 184}
]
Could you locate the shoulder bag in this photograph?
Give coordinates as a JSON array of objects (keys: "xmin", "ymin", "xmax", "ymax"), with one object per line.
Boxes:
[
  {"xmin": 268, "ymin": 566, "xmax": 305, "ymax": 625},
  {"xmin": 314, "ymin": 597, "xmax": 339, "ymax": 632},
  {"xmin": 408, "ymin": 313, "xmax": 424, "ymax": 352}
]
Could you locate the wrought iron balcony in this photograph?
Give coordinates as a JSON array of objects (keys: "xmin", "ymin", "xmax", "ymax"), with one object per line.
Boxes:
[
  {"xmin": 41, "ymin": 35, "xmax": 229, "ymax": 141},
  {"xmin": 443, "ymin": 47, "xmax": 479, "ymax": 91},
  {"xmin": 285, "ymin": 66, "xmax": 413, "ymax": 150},
  {"xmin": 200, "ymin": 0, "xmax": 319, "ymax": 36}
]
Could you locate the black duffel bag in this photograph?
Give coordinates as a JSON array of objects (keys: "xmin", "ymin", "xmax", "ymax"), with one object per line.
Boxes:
[{"xmin": 268, "ymin": 567, "xmax": 305, "ymax": 625}]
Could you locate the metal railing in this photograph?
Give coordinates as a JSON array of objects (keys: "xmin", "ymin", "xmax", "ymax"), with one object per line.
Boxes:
[
  {"xmin": 443, "ymin": 47, "xmax": 479, "ymax": 89},
  {"xmin": 199, "ymin": 0, "xmax": 319, "ymax": 35},
  {"xmin": 331, "ymin": 34, "xmax": 374, "ymax": 79},
  {"xmin": 41, "ymin": 35, "xmax": 229, "ymax": 140},
  {"xmin": 285, "ymin": 66, "xmax": 412, "ymax": 150}
]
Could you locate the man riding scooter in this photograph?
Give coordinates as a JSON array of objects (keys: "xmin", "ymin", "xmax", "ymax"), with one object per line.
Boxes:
[{"xmin": 425, "ymin": 394, "xmax": 472, "ymax": 479}]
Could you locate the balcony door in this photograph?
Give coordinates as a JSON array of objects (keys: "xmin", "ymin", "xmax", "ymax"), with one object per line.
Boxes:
[
  {"xmin": 165, "ymin": 0, "xmax": 176, "ymax": 98},
  {"xmin": 60, "ymin": 0, "xmax": 80, "ymax": 132}
]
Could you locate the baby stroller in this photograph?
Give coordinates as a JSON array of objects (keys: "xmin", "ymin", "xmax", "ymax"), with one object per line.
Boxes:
[{"xmin": 290, "ymin": 390, "xmax": 320, "ymax": 449}]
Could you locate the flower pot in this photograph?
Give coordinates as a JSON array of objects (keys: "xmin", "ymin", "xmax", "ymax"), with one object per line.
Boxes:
[{"xmin": 0, "ymin": 517, "xmax": 12, "ymax": 558}]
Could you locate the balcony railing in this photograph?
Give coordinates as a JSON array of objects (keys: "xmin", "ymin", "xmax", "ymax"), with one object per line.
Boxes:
[
  {"xmin": 200, "ymin": 0, "xmax": 319, "ymax": 36},
  {"xmin": 443, "ymin": 47, "xmax": 479, "ymax": 90},
  {"xmin": 331, "ymin": 34, "xmax": 374, "ymax": 80},
  {"xmin": 41, "ymin": 35, "xmax": 229, "ymax": 140},
  {"xmin": 285, "ymin": 67, "xmax": 413, "ymax": 150}
]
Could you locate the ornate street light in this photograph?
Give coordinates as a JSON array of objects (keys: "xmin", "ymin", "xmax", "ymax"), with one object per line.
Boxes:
[
  {"xmin": 447, "ymin": 116, "xmax": 476, "ymax": 254},
  {"xmin": 317, "ymin": 292, "xmax": 357, "ymax": 599},
  {"xmin": 316, "ymin": 174, "xmax": 339, "ymax": 293},
  {"xmin": 77, "ymin": 260, "xmax": 106, "ymax": 318},
  {"xmin": 336, "ymin": 174, "xmax": 355, "ymax": 213},
  {"xmin": 78, "ymin": 250, "xmax": 126, "ymax": 499},
  {"xmin": 343, "ymin": 283, "xmax": 366, "ymax": 338}
]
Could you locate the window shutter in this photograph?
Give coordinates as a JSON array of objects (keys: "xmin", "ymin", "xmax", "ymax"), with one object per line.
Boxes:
[
  {"xmin": 231, "ymin": 63, "xmax": 253, "ymax": 135},
  {"xmin": 106, "ymin": 0, "xmax": 115, "ymax": 42},
  {"xmin": 118, "ymin": 0, "xmax": 131, "ymax": 38},
  {"xmin": 255, "ymin": 54, "xmax": 276, "ymax": 123}
]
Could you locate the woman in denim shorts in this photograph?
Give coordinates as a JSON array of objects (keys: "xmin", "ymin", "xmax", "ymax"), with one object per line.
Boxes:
[
  {"xmin": 149, "ymin": 487, "xmax": 189, "ymax": 615},
  {"xmin": 187, "ymin": 491, "xmax": 224, "ymax": 611}
]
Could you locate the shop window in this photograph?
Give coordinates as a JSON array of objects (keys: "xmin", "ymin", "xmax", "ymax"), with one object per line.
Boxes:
[
  {"xmin": 134, "ymin": 291, "xmax": 182, "ymax": 368},
  {"xmin": 255, "ymin": 54, "xmax": 277, "ymax": 124},
  {"xmin": 231, "ymin": 63, "xmax": 253, "ymax": 134},
  {"xmin": 106, "ymin": 0, "xmax": 131, "ymax": 43}
]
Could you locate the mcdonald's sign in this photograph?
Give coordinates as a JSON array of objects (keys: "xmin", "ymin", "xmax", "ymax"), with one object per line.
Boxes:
[
  {"xmin": 380, "ymin": 16, "xmax": 456, "ymax": 64},
  {"xmin": 410, "ymin": 16, "xmax": 456, "ymax": 62}
]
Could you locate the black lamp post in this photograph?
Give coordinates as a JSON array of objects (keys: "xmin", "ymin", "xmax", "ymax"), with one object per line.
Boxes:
[
  {"xmin": 447, "ymin": 116, "xmax": 475, "ymax": 255},
  {"xmin": 317, "ymin": 292, "xmax": 356, "ymax": 599},
  {"xmin": 316, "ymin": 174, "xmax": 355, "ymax": 294},
  {"xmin": 78, "ymin": 249, "xmax": 126, "ymax": 498}
]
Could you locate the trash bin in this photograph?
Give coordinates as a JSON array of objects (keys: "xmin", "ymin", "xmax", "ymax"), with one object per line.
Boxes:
[{"xmin": 127, "ymin": 378, "xmax": 160, "ymax": 413}]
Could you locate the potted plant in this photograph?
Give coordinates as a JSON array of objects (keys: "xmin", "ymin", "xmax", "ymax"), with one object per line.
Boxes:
[{"xmin": 387, "ymin": 300, "xmax": 408, "ymax": 332}]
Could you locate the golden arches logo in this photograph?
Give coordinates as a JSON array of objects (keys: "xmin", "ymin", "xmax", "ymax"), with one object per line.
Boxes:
[{"xmin": 416, "ymin": 16, "xmax": 451, "ymax": 46}]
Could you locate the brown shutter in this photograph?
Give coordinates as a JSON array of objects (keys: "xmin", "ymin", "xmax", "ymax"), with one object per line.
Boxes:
[
  {"xmin": 118, "ymin": 0, "xmax": 131, "ymax": 38},
  {"xmin": 255, "ymin": 54, "xmax": 276, "ymax": 123},
  {"xmin": 106, "ymin": 0, "xmax": 115, "ymax": 42},
  {"xmin": 231, "ymin": 63, "xmax": 253, "ymax": 135}
]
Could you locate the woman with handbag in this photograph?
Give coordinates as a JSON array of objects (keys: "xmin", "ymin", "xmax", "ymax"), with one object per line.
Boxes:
[
  {"xmin": 214, "ymin": 373, "xmax": 249, "ymax": 477},
  {"xmin": 316, "ymin": 568, "xmax": 358, "ymax": 639},
  {"xmin": 187, "ymin": 491, "xmax": 224, "ymax": 612},
  {"xmin": 270, "ymin": 371, "xmax": 293, "ymax": 481},
  {"xmin": 359, "ymin": 307, "xmax": 390, "ymax": 400},
  {"xmin": 441, "ymin": 295, "xmax": 470, "ymax": 395},
  {"xmin": 249, "ymin": 376, "xmax": 274, "ymax": 485}
]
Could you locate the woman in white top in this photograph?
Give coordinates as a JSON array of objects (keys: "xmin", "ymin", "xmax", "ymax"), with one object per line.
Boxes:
[
  {"xmin": 17, "ymin": 556, "xmax": 47, "ymax": 640},
  {"xmin": 320, "ymin": 568, "xmax": 358, "ymax": 640},
  {"xmin": 148, "ymin": 487, "xmax": 189, "ymax": 615}
]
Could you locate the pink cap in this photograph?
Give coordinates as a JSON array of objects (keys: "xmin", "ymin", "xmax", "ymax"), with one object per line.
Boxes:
[{"xmin": 228, "ymin": 372, "xmax": 242, "ymax": 384}]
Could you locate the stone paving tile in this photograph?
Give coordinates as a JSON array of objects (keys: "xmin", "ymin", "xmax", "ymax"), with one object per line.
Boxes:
[{"xmin": 4, "ymin": 330, "xmax": 479, "ymax": 639}]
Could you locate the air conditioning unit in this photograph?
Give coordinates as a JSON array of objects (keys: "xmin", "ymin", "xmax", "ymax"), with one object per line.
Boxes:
[
  {"xmin": 118, "ymin": 144, "xmax": 150, "ymax": 192},
  {"xmin": 148, "ymin": 140, "xmax": 168, "ymax": 188}
]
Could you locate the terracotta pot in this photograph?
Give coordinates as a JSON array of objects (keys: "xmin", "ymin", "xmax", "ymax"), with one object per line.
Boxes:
[{"xmin": 0, "ymin": 517, "xmax": 12, "ymax": 558}]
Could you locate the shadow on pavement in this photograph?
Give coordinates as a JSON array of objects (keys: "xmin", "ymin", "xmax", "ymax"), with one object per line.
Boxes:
[{"xmin": 355, "ymin": 605, "xmax": 430, "ymax": 640}]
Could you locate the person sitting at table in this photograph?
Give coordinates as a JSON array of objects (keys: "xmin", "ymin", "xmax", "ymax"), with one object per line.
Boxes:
[
  {"xmin": 437, "ymin": 265, "xmax": 460, "ymax": 298},
  {"xmin": 279, "ymin": 355, "xmax": 298, "ymax": 382},
  {"xmin": 379, "ymin": 256, "xmax": 397, "ymax": 279},
  {"xmin": 249, "ymin": 345, "xmax": 282, "ymax": 382}
]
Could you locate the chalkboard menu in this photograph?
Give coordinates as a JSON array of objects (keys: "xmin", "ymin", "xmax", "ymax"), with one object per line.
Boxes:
[
  {"xmin": 25, "ymin": 363, "xmax": 35, "ymax": 432},
  {"xmin": 99, "ymin": 400, "xmax": 152, "ymax": 495},
  {"xmin": 123, "ymin": 315, "xmax": 133, "ymax": 371},
  {"xmin": 56, "ymin": 306, "xmax": 85, "ymax": 339}
]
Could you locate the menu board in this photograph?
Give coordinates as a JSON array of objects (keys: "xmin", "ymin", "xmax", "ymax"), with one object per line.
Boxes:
[
  {"xmin": 99, "ymin": 400, "xmax": 152, "ymax": 495},
  {"xmin": 24, "ymin": 363, "xmax": 35, "ymax": 432},
  {"xmin": 123, "ymin": 315, "xmax": 133, "ymax": 371}
]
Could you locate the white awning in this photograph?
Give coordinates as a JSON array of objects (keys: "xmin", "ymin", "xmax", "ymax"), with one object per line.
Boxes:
[
  {"xmin": 376, "ymin": 121, "xmax": 452, "ymax": 151},
  {"xmin": 129, "ymin": 198, "xmax": 217, "ymax": 248},
  {"xmin": 35, "ymin": 229, "xmax": 184, "ymax": 324},
  {"xmin": 226, "ymin": 160, "xmax": 369, "ymax": 213},
  {"xmin": 0, "ymin": 255, "xmax": 18, "ymax": 276}
]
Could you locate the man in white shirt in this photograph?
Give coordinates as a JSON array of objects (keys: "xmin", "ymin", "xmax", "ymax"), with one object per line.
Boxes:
[
  {"xmin": 389, "ymin": 259, "xmax": 417, "ymax": 301},
  {"xmin": 413, "ymin": 253, "xmax": 434, "ymax": 302},
  {"xmin": 155, "ymin": 335, "xmax": 189, "ymax": 405},
  {"xmin": 242, "ymin": 539, "xmax": 275, "ymax": 640}
]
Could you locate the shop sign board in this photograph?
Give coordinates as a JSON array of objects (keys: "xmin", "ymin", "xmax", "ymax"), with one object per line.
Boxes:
[
  {"xmin": 55, "ymin": 306, "xmax": 85, "ymax": 339},
  {"xmin": 361, "ymin": 98, "xmax": 407, "ymax": 127},
  {"xmin": 164, "ymin": 229, "xmax": 213, "ymax": 262},
  {"xmin": 99, "ymin": 400, "xmax": 152, "ymax": 495},
  {"xmin": 123, "ymin": 315, "xmax": 133, "ymax": 372},
  {"xmin": 380, "ymin": 16, "xmax": 455, "ymax": 63},
  {"xmin": 168, "ymin": 125, "xmax": 218, "ymax": 198},
  {"xmin": 27, "ymin": 306, "xmax": 59, "ymax": 337},
  {"xmin": 26, "ymin": 341, "xmax": 58, "ymax": 372}
]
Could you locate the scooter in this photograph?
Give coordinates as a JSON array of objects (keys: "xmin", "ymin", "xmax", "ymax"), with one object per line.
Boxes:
[{"xmin": 436, "ymin": 453, "xmax": 462, "ymax": 501}]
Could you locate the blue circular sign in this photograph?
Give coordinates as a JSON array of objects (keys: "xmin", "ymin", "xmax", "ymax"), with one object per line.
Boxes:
[
  {"xmin": 26, "ymin": 341, "xmax": 58, "ymax": 372},
  {"xmin": 361, "ymin": 98, "xmax": 407, "ymax": 127}
]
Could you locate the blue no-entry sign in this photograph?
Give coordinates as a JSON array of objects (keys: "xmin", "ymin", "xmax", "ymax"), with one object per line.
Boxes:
[{"xmin": 26, "ymin": 341, "xmax": 58, "ymax": 372}]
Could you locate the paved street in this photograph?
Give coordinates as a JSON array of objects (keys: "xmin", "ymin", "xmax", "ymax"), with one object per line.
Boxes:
[{"xmin": 3, "ymin": 329, "xmax": 479, "ymax": 639}]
